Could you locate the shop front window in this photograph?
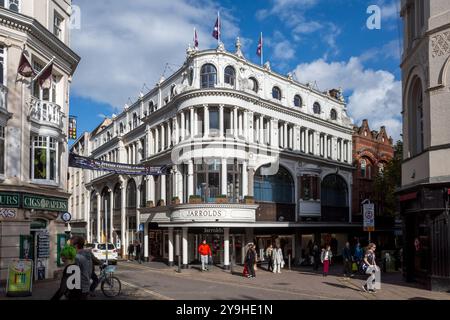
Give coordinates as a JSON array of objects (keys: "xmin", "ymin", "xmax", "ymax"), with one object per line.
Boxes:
[
  {"xmin": 195, "ymin": 159, "xmax": 221, "ymax": 202},
  {"xmin": 301, "ymin": 175, "xmax": 320, "ymax": 200},
  {"xmin": 227, "ymin": 160, "xmax": 242, "ymax": 202},
  {"xmin": 30, "ymin": 136, "xmax": 58, "ymax": 183}
]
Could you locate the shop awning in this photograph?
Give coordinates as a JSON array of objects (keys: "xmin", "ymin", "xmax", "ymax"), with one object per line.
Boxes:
[{"xmin": 399, "ymin": 192, "xmax": 417, "ymax": 202}]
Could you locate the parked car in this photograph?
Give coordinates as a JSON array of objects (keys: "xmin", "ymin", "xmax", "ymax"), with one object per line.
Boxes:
[{"xmin": 87, "ymin": 243, "xmax": 118, "ymax": 265}]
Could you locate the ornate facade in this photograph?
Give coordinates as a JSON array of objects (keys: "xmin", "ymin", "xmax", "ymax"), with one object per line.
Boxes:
[{"xmin": 72, "ymin": 39, "xmax": 357, "ymax": 268}]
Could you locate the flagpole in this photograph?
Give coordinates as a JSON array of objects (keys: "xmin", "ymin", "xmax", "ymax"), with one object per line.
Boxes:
[
  {"xmin": 218, "ymin": 11, "xmax": 220, "ymax": 45},
  {"xmin": 32, "ymin": 56, "xmax": 55, "ymax": 82},
  {"xmin": 260, "ymin": 32, "xmax": 263, "ymax": 66}
]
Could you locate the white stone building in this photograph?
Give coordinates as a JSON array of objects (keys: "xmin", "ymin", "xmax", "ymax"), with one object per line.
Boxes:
[
  {"xmin": 75, "ymin": 40, "xmax": 357, "ymax": 268},
  {"xmin": 0, "ymin": 1, "xmax": 80, "ymax": 281}
]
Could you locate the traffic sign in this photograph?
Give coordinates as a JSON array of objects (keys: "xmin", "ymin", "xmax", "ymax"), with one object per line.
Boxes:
[{"xmin": 363, "ymin": 203, "xmax": 375, "ymax": 232}]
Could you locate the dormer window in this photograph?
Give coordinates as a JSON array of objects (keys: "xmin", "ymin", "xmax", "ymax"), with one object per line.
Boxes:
[
  {"xmin": 272, "ymin": 86, "xmax": 281, "ymax": 100},
  {"xmin": 132, "ymin": 114, "xmax": 138, "ymax": 129},
  {"xmin": 54, "ymin": 12, "xmax": 64, "ymax": 39},
  {"xmin": 224, "ymin": 66, "xmax": 236, "ymax": 87},
  {"xmin": 313, "ymin": 102, "xmax": 321, "ymax": 115},
  {"xmin": 294, "ymin": 95, "xmax": 302, "ymax": 108},
  {"xmin": 249, "ymin": 77, "xmax": 258, "ymax": 93},
  {"xmin": 201, "ymin": 64, "xmax": 217, "ymax": 88},
  {"xmin": 330, "ymin": 109, "xmax": 337, "ymax": 120},
  {"xmin": 1, "ymin": 0, "xmax": 20, "ymax": 12}
]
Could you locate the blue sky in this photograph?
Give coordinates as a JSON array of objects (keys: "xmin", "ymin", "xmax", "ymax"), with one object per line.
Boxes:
[{"xmin": 70, "ymin": 0, "xmax": 403, "ymax": 145}]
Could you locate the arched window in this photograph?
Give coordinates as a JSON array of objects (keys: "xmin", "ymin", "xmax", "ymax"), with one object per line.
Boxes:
[
  {"xmin": 330, "ymin": 109, "xmax": 337, "ymax": 120},
  {"xmin": 321, "ymin": 174, "xmax": 349, "ymax": 222},
  {"xmin": 119, "ymin": 123, "xmax": 124, "ymax": 134},
  {"xmin": 294, "ymin": 95, "xmax": 302, "ymax": 107},
  {"xmin": 224, "ymin": 66, "xmax": 236, "ymax": 87},
  {"xmin": 249, "ymin": 77, "xmax": 259, "ymax": 93},
  {"xmin": 272, "ymin": 86, "xmax": 281, "ymax": 100},
  {"xmin": 114, "ymin": 184, "xmax": 121, "ymax": 210},
  {"xmin": 409, "ymin": 78, "xmax": 424, "ymax": 156},
  {"xmin": 170, "ymin": 84, "xmax": 176, "ymax": 98},
  {"xmin": 200, "ymin": 64, "xmax": 217, "ymax": 88},
  {"xmin": 8, "ymin": 0, "xmax": 19, "ymax": 12},
  {"xmin": 360, "ymin": 159, "xmax": 367, "ymax": 178},
  {"xmin": 313, "ymin": 102, "xmax": 321, "ymax": 114},
  {"xmin": 254, "ymin": 166, "xmax": 294, "ymax": 203},
  {"xmin": 126, "ymin": 179, "xmax": 137, "ymax": 208},
  {"xmin": 148, "ymin": 101, "xmax": 155, "ymax": 113}
]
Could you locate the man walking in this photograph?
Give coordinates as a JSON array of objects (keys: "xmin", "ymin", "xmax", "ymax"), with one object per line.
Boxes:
[
  {"xmin": 265, "ymin": 244, "xmax": 274, "ymax": 272},
  {"xmin": 70, "ymin": 236, "xmax": 92, "ymax": 300},
  {"xmin": 135, "ymin": 241, "xmax": 142, "ymax": 264},
  {"xmin": 198, "ymin": 239, "xmax": 212, "ymax": 271},
  {"xmin": 342, "ymin": 242, "xmax": 353, "ymax": 278},
  {"xmin": 273, "ymin": 244, "xmax": 284, "ymax": 274},
  {"xmin": 312, "ymin": 244, "xmax": 320, "ymax": 271},
  {"xmin": 127, "ymin": 242, "xmax": 134, "ymax": 261}
]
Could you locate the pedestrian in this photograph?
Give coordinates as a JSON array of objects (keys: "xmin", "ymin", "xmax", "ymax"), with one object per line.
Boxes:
[
  {"xmin": 342, "ymin": 242, "xmax": 353, "ymax": 278},
  {"xmin": 312, "ymin": 244, "xmax": 320, "ymax": 271},
  {"xmin": 127, "ymin": 242, "xmax": 134, "ymax": 261},
  {"xmin": 51, "ymin": 245, "xmax": 82, "ymax": 300},
  {"xmin": 354, "ymin": 242, "xmax": 363, "ymax": 271},
  {"xmin": 362, "ymin": 243, "xmax": 380, "ymax": 293},
  {"xmin": 198, "ymin": 239, "xmax": 212, "ymax": 271},
  {"xmin": 86, "ymin": 245, "xmax": 102, "ymax": 297},
  {"xmin": 135, "ymin": 241, "xmax": 142, "ymax": 264},
  {"xmin": 70, "ymin": 236, "xmax": 92, "ymax": 300},
  {"xmin": 265, "ymin": 244, "xmax": 274, "ymax": 272},
  {"xmin": 245, "ymin": 243, "xmax": 256, "ymax": 278},
  {"xmin": 321, "ymin": 245, "xmax": 333, "ymax": 277},
  {"xmin": 273, "ymin": 244, "xmax": 284, "ymax": 274}
]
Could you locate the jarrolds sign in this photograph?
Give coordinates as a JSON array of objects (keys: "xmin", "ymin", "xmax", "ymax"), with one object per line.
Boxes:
[{"xmin": 170, "ymin": 206, "xmax": 256, "ymax": 223}]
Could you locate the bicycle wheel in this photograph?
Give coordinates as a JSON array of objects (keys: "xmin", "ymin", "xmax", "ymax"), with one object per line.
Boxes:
[{"xmin": 101, "ymin": 275, "xmax": 121, "ymax": 297}]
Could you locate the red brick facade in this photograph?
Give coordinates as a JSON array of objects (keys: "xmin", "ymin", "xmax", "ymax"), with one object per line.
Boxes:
[{"xmin": 352, "ymin": 120, "xmax": 394, "ymax": 216}]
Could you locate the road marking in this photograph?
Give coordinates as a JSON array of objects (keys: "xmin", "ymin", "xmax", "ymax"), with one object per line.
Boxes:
[{"xmin": 121, "ymin": 279, "xmax": 174, "ymax": 300}]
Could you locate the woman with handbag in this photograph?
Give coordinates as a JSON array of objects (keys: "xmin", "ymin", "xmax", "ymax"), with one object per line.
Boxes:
[
  {"xmin": 321, "ymin": 246, "xmax": 333, "ymax": 277},
  {"xmin": 362, "ymin": 243, "xmax": 379, "ymax": 293},
  {"xmin": 273, "ymin": 244, "xmax": 284, "ymax": 274}
]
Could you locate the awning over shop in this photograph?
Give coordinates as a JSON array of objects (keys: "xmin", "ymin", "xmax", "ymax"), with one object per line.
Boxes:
[{"xmin": 399, "ymin": 192, "xmax": 417, "ymax": 202}]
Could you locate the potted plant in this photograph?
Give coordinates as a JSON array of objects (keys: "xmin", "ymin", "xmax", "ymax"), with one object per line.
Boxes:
[
  {"xmin": 244, "ymin": 196, "xmax": 255, "ymax": 204},
  {"xmin": 157, "ymin": 199, "xmax": 165, "ymax": 207},
  {"xmin": 172, "ymin": 196, "xmax": 180, "ymax": 205},
  {"xmin": 215, "ymin": 195, "xmax": 228, "ymax": 204},
  {"xmin": 146, "ymin": 200, "xmax": 154, "ymax": 208},
  {"xmin": 189, "ymin": 195, "xmax": 202, "ymax": 204}
]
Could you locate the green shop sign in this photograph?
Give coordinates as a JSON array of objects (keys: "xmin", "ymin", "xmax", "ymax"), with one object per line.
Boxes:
[
  {"xmin": 0, "ymin": 193, "xmax": 20, "ymax": 208},
  {"xmin": 23, "ymin": 195, "xmax": 68, "ymax": 212}
]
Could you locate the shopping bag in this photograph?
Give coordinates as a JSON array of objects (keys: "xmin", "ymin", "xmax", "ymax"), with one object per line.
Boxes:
[
  {"xmin": 352, "ymin": 262, "xmax": 358, "ymax": 272},
  {"xmin": 208, "ymin": 256, "xmax": 213, "ymax": 265}
]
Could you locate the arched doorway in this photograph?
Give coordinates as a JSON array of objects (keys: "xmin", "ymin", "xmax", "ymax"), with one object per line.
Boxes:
[{"xmin": 321, "ymin": 174, "xmax": 349, "ymax": 222}]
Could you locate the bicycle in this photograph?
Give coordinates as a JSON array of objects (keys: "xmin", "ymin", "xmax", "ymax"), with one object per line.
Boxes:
[{"xmin": 99, "ymin": 263, "xmax": 121, "ymax": 297}]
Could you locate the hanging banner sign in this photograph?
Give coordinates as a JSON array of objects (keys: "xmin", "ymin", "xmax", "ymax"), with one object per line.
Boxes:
[
  {"xmin": 68, "ymin": 153, "xmax": 170, "ymax": 176},
  {"xmin": 68, "ymin": 116, "xmax": 77, "ymax": 140}
]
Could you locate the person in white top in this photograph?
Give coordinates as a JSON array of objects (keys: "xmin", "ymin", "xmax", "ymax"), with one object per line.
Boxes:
[
  {"xmin": 321, "ymin": 245, "xmax": 333, "ymax": 277},
  {"xmin": 273, "ymin": 244, "xmax": 284, "ymax": 274}
]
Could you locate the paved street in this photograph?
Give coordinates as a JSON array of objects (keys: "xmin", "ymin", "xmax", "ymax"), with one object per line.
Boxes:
[{"xmin": 1, "ymin": 261, "xmax": 449, "ymax": 300}]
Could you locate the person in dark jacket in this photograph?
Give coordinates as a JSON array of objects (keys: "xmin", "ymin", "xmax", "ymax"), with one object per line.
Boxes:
[
  {"xmin": 88, "ymin": 249, "xmax": 102, "ymax": 296},
  {"xmin": 312, "ymin": 244, "xmax": 320, "ymax": 271},
  {"xmin": 51, "ymin": 245, "xmax": 82, "ymax": 300},
  {"xmin": 128, "ymin": 242, "xmax": 134, "ymax": 261},
  {"xmin": 135, "ymin": 241, "xmax": 142, "ymax": 264},
  {"xmin": 245, "ymin": 243, "xmax": 256, "ymax": 278},
  {"xmin": 342, "ymin": 242, "xmax": 353, "ymax": 277}
]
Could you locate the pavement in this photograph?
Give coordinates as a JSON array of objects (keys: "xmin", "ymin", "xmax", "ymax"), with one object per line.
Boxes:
[{"xmin": 1, "ymin": 260, "xmax": 449, "ymax": 300}]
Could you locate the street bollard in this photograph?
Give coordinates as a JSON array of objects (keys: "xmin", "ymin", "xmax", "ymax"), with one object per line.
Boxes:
[
  {"xmin": 288, "ymin": 254, "xmax": 291, "ymax": 270},
  {"xmin": 177, "ymin": 255, "xmax": 181, "ymax": 273}
]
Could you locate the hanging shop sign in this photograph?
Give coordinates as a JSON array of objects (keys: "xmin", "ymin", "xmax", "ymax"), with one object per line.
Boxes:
[
  {"xmin": 68, "ymin": 116, "xmax": 77, "ymax": 140},
  {"xmin": 69, "ymin": 152, "xmax": 171, "ymax": 176},
  {"xmin": 23, "ymin": 195, "xmax": 68, "ymax": 212},
  {"xmin": 6, "ymin": 260, "xmax": 33, "ymax": 297},
  {"xmin": 61, "ymin": 212, "xmax": 72, "ymax": 223}
]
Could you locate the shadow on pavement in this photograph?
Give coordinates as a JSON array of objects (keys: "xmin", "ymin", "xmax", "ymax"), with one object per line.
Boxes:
[{"xmin": 323, "ymin": 282, "xmax": 362, "ymax": 293}]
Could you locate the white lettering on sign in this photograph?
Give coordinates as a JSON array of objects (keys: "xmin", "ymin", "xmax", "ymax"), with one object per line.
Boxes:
[
  {"xmin": 0, "ymin": 208, "xmax": 16, "ymax": 218},
  {"xmin": 183, "ymin": 210, "xmax": 224, "ymax": 218},
  {"xmin": 66, "ymin": 265, "xmax": 81, "ymax": 290}
]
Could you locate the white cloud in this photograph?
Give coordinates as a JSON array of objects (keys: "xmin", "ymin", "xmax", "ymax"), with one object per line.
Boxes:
[
  {"xmin": 273, "ymin": 40, "xmax": 296, "ymax": 60},
  {"xmin": 71, "ymin": 0, "xmax": 239, "ymax": 110},
  {"xmin": 360, "ymin": 39, "xmax": 402, "ymax": 63},
  {"xmin": 256, "ymin": 0, "xmax": 319, "ymax": 22},
  {"xmin": 292, "ymin": 57, "xmax": 402, "ymax": 140}
]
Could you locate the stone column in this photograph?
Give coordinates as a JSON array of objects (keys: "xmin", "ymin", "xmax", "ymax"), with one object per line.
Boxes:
[
  {"xmin": 180, "ymin": 111, "xmax": 185, "ymax": 141},
  {"xmin": 109, "ymin": 189, "xmax": 114, "ymax": 242},
  {"xmin": 224, "ymin": 227, "xmax": 230, "ymax": 270},
  {"xmin": 243, "ymin": 111, "xmax": 249, "ymax": 141},
  {"xmin": 248, "ymin": 168, "xmax": 255, "ymax": 197},
  {"xmin": 259, "ymin": 115, "xmax": 264, "ymax": 144},
  {"xmin": 284, "ymin": 122, "xmax": 288, "ymax": 149},
  {"xmin": 136, "ymin": 182, "xmax": 141, "ymax": 230},
  {"xmin": 314, "ymin": 131, "xmax": 320, "ymax": 156},
  {"xmin": 248, "ymin": 111, "xmax": 254, "ymax": 142},
  {"xmin": 168, "ymin": 227, "xmax": 174, "ymax": 266},
  {"xmin": 167, "ymin": 121, "xmax": 171, "ymax": 148},
  {"xmin": 147, "ymin": 176, "xmax": 155, "ymax": 205},
  {"xmin": 176, "ymin": 165, "xmax": 183, "ymax": 203},
  {"xmin": 121, "ymin": 180, "xmax": 127, "ymax": 257},
  {"xmin": 194, "ymin": 108, "xmax": 198, "ymax": 136},
  {"xmin": 96, "ymin": 192, "xmax": 101, "ymax": 242},
  {"xmin": 219, "ymin": 104, "xmax": 224, "ymax": 138},
  {"xmin": 304, "ymin": 129, "xmax": 309, "ymax": 154},
  {"xmin": 271, "ymin": 119, "xmax": 278, "ymax": 148},
  {"xmin": 238, "ymin": 111, "xmax": 243, "ymax": 136},
  {"xmin": 190, "ymin": 107, "xmax": 195, "ymax": 138},
  {"xmin": 233, "ymin": 106, "xmax": 238, "ymax": 138},
  {"xmin": 161, "ymin": 175, "xmax": 166, "ymax": 203},
  {"xmin": 174, "ymin": 116, "xmax": 179, "ymax": 145},
  {"xmin": 154, "ymin": 127, "xmax": 159, "ymax": 153},
  {"xmin": 161, "ymin": 124, "xmax": 166, "ymax": 151},
  {"xmin": 294, "ymin": 126, "xmax": 301, "ymax": 151},
  {"xmin": 187, "ymin": 160, "xmax": 194, "ymax": 198},
  {"xmin": 182, "ymin": 227, "xmax": 188, "ymax": 268},
  {"xmin": 242, "ymin": 161, "xmax": 248, "ymax": 197},
  {"xmin": 204, "ymin": 104, "xmax": 210, "ymax": 137},
  {"xmin": 146, "ymin": 126, "xmax": 152, "ymax": 157},
  {"xmin": 144, "ymin": 222, "xmax": 149, "ymax": 262},
  {"xmin": 348, "ymin": 140, "xmax": 352, "ymax": 164},
  {"xmin": 332, "ymin": 136, "xmax": 337, "ymax": 160},
  {"xmin": 221, "ymin": 158, "xmax": 227, "ymax": 196}
]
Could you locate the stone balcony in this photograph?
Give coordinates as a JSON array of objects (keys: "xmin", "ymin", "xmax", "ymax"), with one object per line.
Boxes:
[{"xmin": 29, "ymin": 97, "xmax": 64, "ymax": 129}]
